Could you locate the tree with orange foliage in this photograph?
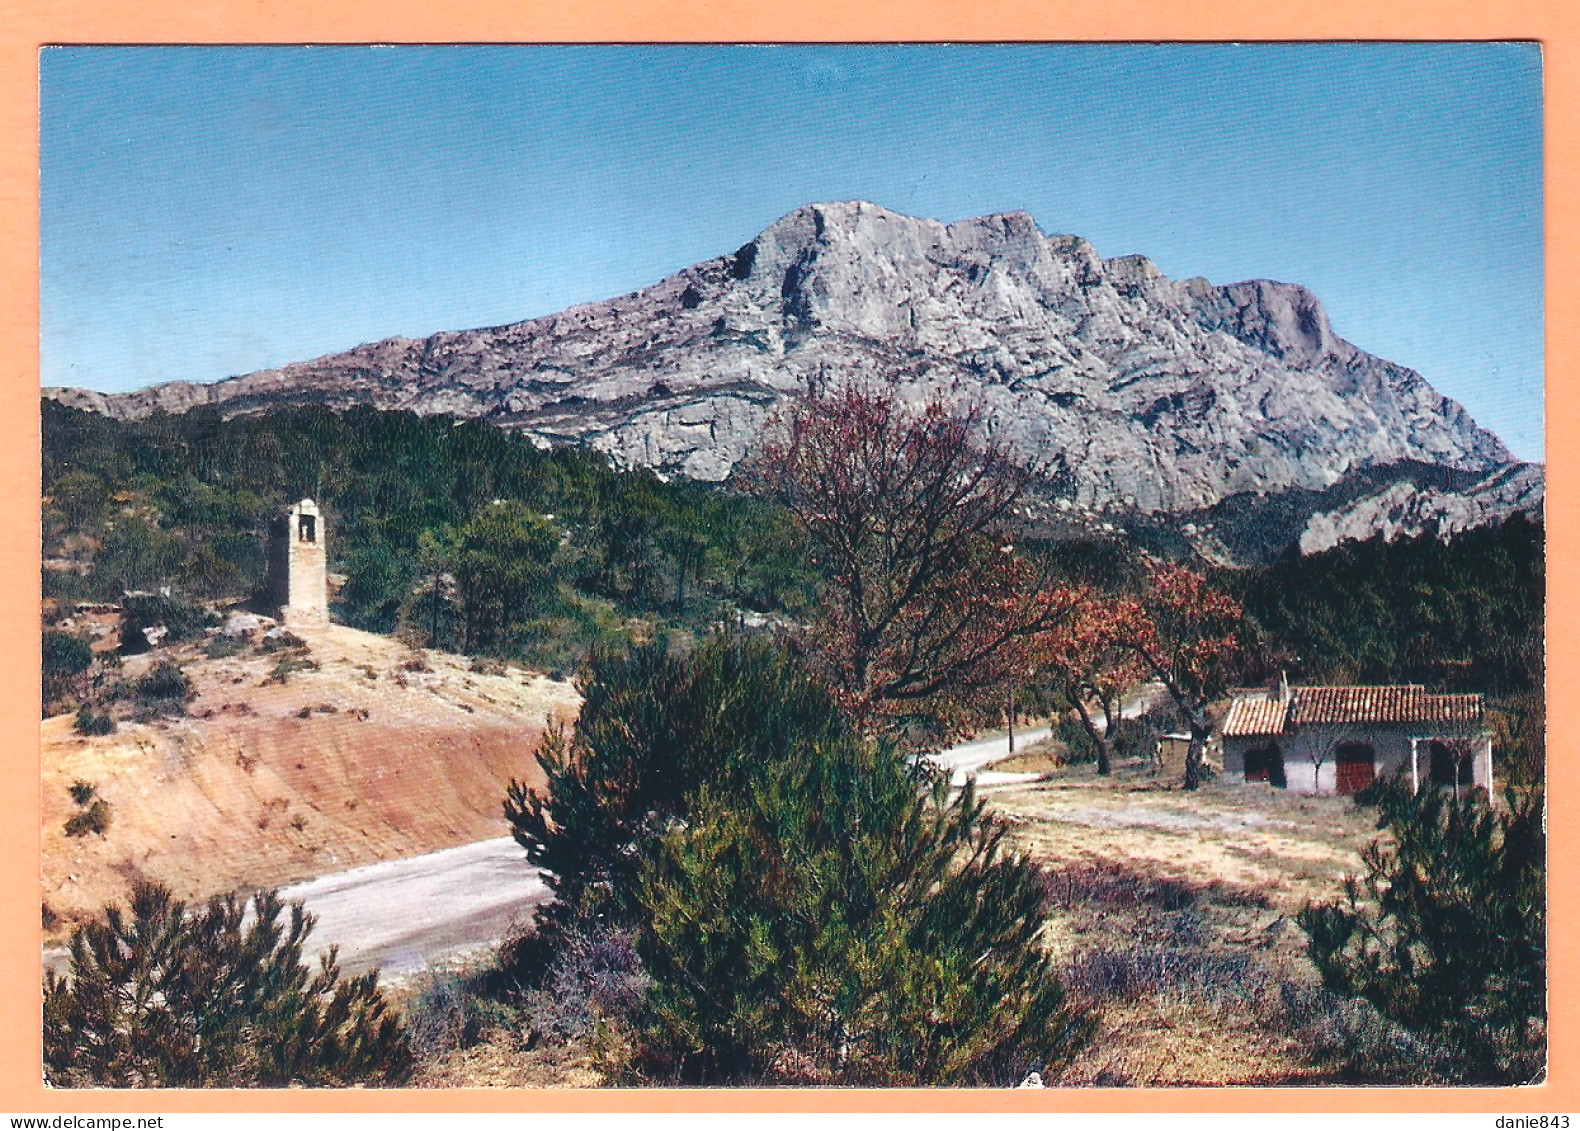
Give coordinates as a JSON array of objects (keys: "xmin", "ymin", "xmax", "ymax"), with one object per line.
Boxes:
[
  {"xmin": 1126, "ymin": 561, "xmax": 1250, "ymax": 790},
  {"xmin": 1036, "ymin": 590, "xmax": 1150, "ymax": 776},
  {"xmin": 742, "ymin": 383, "xmax": 1078, "ymax": 738}
]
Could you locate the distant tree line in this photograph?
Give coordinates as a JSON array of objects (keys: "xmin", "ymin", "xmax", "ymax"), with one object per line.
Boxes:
[
  {"xmin": 1233, "ymin": 515, "xmax": 1543, "ymax": 698},
  {"xmin": 46, "ymin": 393, "xmax": 1542, "ymax": 755},
  {"xmin": 43, "ymin": 396, "xmax": 1544, "ymax": 770},
  {"xmin": 1231, "ymin": 516, "xmax": 1544, "ymax": 784}
]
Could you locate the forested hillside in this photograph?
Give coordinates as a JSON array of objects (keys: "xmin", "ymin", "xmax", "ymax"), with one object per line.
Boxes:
[
  {"xmin": 1235, "ymin": 516, "xmax": 1543, "ymax": 697},
  {"xmin": 43, "ymin": 401, "xmax": 817, "ymax": 671},
  {"xmin": 1232, "ymin": 518, "xmax": 1544, "ymax": 783},
  {"xmin": 42, "ymin": 399, "xmax": 1543, "ymax": 779}
]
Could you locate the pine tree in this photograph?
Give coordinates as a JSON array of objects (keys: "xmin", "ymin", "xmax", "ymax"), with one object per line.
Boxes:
[
  {"xmin": 43, "ymin": 882, "xmax": 412, "ymax": 1087},
  {"xmin": 505, "ymin": 638, "xmax": 845, "ymax": 932},
  {"xmin": 506, "ymin": 636, "xmax": 1093, "ymax": 1084},
  {"xmin": 1299, "ymin": 783, "xmax": 1545, "ymax": 1084}
]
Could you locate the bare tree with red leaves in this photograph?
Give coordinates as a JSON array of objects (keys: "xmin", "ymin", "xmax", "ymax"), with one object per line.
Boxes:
[
  {"xmin": 742, "ymin": 383, "xmax": 1078, "ymax": 738},
  {"xmin": 1126, "ymin": 561, "xmax": 1249, "ymax": 790}
]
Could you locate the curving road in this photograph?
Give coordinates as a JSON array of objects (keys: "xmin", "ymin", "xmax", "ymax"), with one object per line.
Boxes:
[
  {"xmin": 276, "ymin": 835, "xmax": 550, "ymax": 980},
  {"xmin": 286, "ymin": 723, "xmax": 1065, "ymax": 980},
  {"xmin": 922, "ymin": 727, "xmax": 1052, "ymax": 788},
  {"xmin": 44, "ymin": 696, "xmax": 1166, "ymax": 984}
]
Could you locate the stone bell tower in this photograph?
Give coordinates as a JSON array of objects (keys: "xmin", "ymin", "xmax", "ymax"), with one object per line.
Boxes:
[{"xmin": 267, "ymin": 498, "xmax": 329, "ymax": 629}]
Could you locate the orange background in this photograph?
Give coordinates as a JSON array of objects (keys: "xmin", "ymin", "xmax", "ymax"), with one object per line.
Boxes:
[{"xmin": 0, "ymin": 0, "xmax": 1571, "ymax": 1113}]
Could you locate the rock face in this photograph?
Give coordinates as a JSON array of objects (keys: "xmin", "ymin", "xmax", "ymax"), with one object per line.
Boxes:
[
  {"xmin": 47, "ymin": 200, "xmax": 1523, "ymax": 517},
  {"xmin": 1297, "ymin": 462, "xmax": 1545, "ymax": 555}
]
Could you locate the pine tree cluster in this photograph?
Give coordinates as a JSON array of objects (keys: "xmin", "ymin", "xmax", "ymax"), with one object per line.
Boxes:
[
  {"xmin": 44, "ymin": 882, "xmax": 413, "ymax": 1087},
  {"xmin": 506, "ymin": 637, "xmax": 1094, "ymax": 1084},
  {"xmin": 1299, "ymin": 783, "xmax": 1545, "ymax": 1084}
]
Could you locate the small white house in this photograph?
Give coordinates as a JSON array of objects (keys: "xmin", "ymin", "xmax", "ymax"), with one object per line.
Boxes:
[{"xmin": 1221, "ymin": 679, "xmax": 1492, "ymax": 796}]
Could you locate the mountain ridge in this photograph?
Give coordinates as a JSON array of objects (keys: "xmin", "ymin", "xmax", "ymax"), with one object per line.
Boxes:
[{"xmin": 47, "ymin": 200, "xmax": 1528, "ymax": 523}]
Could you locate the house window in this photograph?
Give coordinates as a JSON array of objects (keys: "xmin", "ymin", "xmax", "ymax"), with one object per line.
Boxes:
[
  {"xmin": 298, "ymin": 515, "xmax": 316, "ymax": 543},
  {"xmin": 1335, "ymin": 743, "xmax": 1376, "ymax": 795}
]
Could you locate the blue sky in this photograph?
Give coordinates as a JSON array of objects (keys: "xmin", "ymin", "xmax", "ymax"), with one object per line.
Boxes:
[{"xmin": 40, "ymin": 44, "xmax": 1544, "ymax": 460}]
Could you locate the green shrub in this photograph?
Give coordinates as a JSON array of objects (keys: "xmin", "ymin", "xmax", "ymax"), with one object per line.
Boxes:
[
  {"xmin": 67, "ymin": 780, "xmax": 95, "ymax": 806},
  {"xmin": 118, "ymin": 592, "xmax": 213, "ymax": 655},
  {"xmin": 1054, "ymin": 712, "xmax": 1097, "ymax": 764},
  {"xmin": 1298, "ymin": 782, "xmax": 1545, "ymax": 1084},
  {"xmin": 43, "ymin": 630, "xmax": 94, "ymax": 708},
  {"xmin": 634, "ymin": 771, "xmax": 1093, "ymax": 1085},
  {"xmin": 507, "ymin": 637, "xmax": 1094, "ymax": 1085},
  {"xmin": 133, "ymin": 659, "xmax": 193, "ymax": 703},
  {"xmin": 125, "ymin": 659, "xmax": 194, "ymax": 718},
  {"xmin": 73, "ymin": 709, "xmax": 115, "ymax": 737},
  {"xmin": 43, "ymin": 881, "xmax": 412, "ymax": 1087},
  {"xmin": 63, "ymin": 799, "xmax": 112, "ymax": 838},
  {"xmin": 259, "ymin": 629, "xmax": 308, "ymax": 654},
  {"xmin": 203, "ymin": 633, "xmax": 251, "ymax": 659},
  {"xmin": 265, "ymin": 654, "xmax": 319, "ymax": 685},
  {"xmin": 507, "ymin": 638, "xmax": 847, "ymax": 933}
]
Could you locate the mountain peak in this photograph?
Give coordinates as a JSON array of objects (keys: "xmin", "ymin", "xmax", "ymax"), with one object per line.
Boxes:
[{"xmin": 47, "ymin": 203, "xmax": 1517, "ymax": 516}]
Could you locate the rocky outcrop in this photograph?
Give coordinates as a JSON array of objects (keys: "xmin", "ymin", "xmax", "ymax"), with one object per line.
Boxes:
[
  {"xmin": 1297, "ymin": 462, "xmax": 1545, "ymax": 555},
  {"xmin": 47, "ymin": 200, "xmax": 1519, "ymax": 516}
]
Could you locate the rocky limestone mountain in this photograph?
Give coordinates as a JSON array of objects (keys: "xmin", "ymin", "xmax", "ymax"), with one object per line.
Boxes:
[
  {"xmin": 1297, "ymin": 461, "xmax": 1545, "ymax": 555},
  {"xmin": 48, "ymin": 200, "xmax": 1530, "ymax": 521}
]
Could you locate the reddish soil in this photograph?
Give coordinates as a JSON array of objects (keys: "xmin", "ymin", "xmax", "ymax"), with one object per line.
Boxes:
[{"xmin": 42, "ymin": 624, "xmax": 581, "ymax": 936}]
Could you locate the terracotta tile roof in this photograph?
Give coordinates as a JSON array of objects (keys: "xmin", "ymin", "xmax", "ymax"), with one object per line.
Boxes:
[
  {"xmin": 1222, "ymin": 685, "xmax": 1485, "ymax": 737},
  {"xmin": 1222, "ymin": 694, "xmax": 1290, "ymax": 737},
  {"xmin": 1291, "ymin": 685, "xmax": 1484, "ymax": 727}
]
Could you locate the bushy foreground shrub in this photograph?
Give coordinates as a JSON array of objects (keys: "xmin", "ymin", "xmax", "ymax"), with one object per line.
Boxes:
[
  {"xmin": 403, "ymin": 969, "xmax": 516, "ymax": 1061},
  {"xmin": 507, "ymin": 637, "xmax": 1094, "ymax": 1085},
  {"xmin": 1299, "ymin": 782, "xmax": 1545, "ymax": 1084},
  {"xmin": 508, "ymin": 637, "xmax": 845, "ymax": 933},
  {"xmin": 44, "ymin": 881, "xmax": 412, "ymax": 1087}
]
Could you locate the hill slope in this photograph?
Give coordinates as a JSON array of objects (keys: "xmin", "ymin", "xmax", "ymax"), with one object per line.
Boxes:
[{"xmin": 42, "ymin": 624, "xmax": 579, "ymax": 934}]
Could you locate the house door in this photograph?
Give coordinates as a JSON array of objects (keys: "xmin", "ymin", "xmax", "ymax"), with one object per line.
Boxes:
[
  {"xmin": 1428, "ymin": 740, "xmax": 1473, "ymax": 790},
  {"xmin": 1244, "ymin": 744, "xmax": 1286, "ymax": 788},
  {"xmin": 1335, "ymin": 743, "xmax": 1376, "ymax": 795}
]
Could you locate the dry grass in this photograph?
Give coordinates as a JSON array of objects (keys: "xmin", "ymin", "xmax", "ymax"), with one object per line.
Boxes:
[
  {"xmin": 409, "ymin": 1037, "xmax": 604, "ymax": 1089},
  {"xmin": 993, "ymin": 738, "xmax": 1064, "ymax": 775},
  {"xmin": 991, "ymin": 758, "xmax": 1388, "ymax": 1086},
  {"xmin": 388, "ymin": 755, "xmax": 1402, "ymax": 1089},
  {"xmin": 997, "ymin": 760, "xmax": 1380, "ymax": 910}
]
